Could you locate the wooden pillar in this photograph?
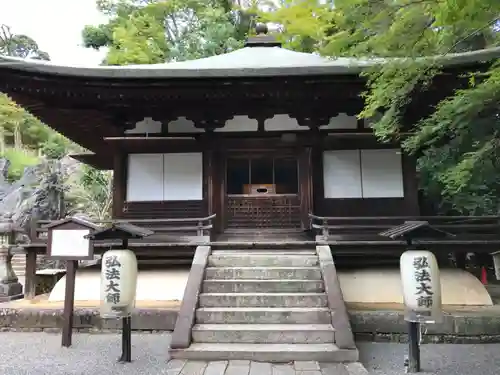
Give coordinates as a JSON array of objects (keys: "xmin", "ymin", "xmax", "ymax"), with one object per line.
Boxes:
[
  {"xmin": 204, "ymin": 149, "xmax": 215, "ymax": 235},
  {"xmin": 402, "ymin": 154, "xmax": 421, "ymax": 215},
  {"xmin": 112, "ymin": 153, "xmax": 127, "ymax": 219},
  {"xmin": 24, "ymin": 250, "xmax": 37, "ymax": 300},
  {"xmin": 205, "ymin": 150, "xmax": 214, "ymax": 216},
  {"xmin": 203, "ymin": 135, "xmax": 222, "ymax": 235},
  {"xmin": 298, "ymin": 146, "xmax": 313, "ymax": 230},
  {"xmin": 455, "ymin": 252, "xmax": 467, "ymax": 270}
]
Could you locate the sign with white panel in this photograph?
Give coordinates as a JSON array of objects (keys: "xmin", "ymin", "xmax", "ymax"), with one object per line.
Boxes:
[
  {"xmin": 361, "ymin": 149, "xmax": 404, "ymax": 198},
  {"xmin": 46, "ymin": 217, "xmax": 98, "ymax": 260},
  {"xmin": 163, "ymin": 152, "xmax": 203, "ymax": 201},
  {"xmin": 126, "ymin": 154, "xmax": 164, "ymax": 202},
  {"xmin": 50, "ymin": 229, "xmax": 92, "ymax": 258}
]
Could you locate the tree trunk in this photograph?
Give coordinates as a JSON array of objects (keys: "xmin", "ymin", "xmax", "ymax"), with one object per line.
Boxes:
[
  {"xmin": 0, "ymin": 126, "xmax": 5, "ymax": 154},
  {"xmin": 13, "ymin": 122, "xmax": 22, "ymax": 149}
]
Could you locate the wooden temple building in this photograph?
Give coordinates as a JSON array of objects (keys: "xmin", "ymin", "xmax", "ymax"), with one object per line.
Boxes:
[
  {"xmin": 1, "ymin": 28, "xmax": 500, "ymax": 363},
  {"xmin": 0, "ymin": 32, "xmax": 499, "ymax": 251},
  {"xmin": 0, "ymin": 31, "xmax": 499, "ymax": 258}
]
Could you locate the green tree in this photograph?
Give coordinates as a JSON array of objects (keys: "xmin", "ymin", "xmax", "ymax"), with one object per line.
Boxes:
[
  {"xmin": 82, "ymin": 0, "xmax": 252, "ymax": 65},
  {"xmin": 264, "ymin": 0, "xmax": 500, "ymax": 214},
  {"xmin": 0, "ymin": 25, "xmax": 72, "ymax": 179},
  {"xmin": 66, "ymin": 165, "xmax": 113, "ymax": 220},
  {"xmin": 260, "ymin": 0, "xmax": 333, "ymax": 53},
  {"xmin": 0, "ymin": 24, "xmax": 50, "ymax": 60}
]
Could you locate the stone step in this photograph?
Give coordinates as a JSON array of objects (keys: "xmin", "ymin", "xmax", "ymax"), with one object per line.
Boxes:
[
  {"xmin": 208, "ymin": 254, "xmax": 318, "ymax": 267},
  {"xmin": 196, "ymin": 307, "xmax": 331, "ymax": 324},
  {"xmin": 170, "ymin": 343, "xmax": 359, "ymax": 362},
  {"xmin": 199, "ymin": 292, "xmax": 328, "ymax": 307},
  {"xmin": 202, "ymin": 279, "xmax": 324, "ymax": 293},
  {"xmin": 211, "ymin": 250, "xmax": 316, "ymax": 255},
  {"xmin": 204, "ymin": 267, "xmax": 322, "ymax": 280},
  {"xmin": 192, "ymin": 324, "xmax": 335, "ymax": 344}
]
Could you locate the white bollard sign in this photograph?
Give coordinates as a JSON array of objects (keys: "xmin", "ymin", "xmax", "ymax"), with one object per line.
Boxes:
[
  {"xmin": 400, "ymin": 250, "xmax": 442, "ymax": 323},
  {"xmin": 100, "ymin": 249, "xmax": 138, "ymax": 319}
]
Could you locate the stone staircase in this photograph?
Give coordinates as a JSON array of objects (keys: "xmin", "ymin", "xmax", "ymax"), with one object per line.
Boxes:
[
  {"xmin": 12, "ymin": 254, "xmax": 26, "ymax": 276},
  {"xmin": 171, "ymin": 247, "xmax": 358, "ymax": 362}
]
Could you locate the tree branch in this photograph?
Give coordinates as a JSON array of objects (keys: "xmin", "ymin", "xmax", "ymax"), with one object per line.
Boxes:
[{"xmin": 445, "ymin": 15, "xmax": 500, "ymax": 55}]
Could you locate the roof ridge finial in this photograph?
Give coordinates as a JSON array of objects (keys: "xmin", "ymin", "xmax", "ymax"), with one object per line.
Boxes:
[
  {"xmin": 255, "ymin": 23, "xmax": 268, "ymax": 35},
  {"xmin": 245, "ymin": 22, "xmax": 281, "ymax": 48}
]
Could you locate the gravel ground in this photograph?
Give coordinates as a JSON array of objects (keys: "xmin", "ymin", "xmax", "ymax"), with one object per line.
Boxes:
[
  {"xmin": 1, "ymin": 332, "xmax": 500, "ymax": 374},
  {"xmin": 0, "ymin": 332, "xmax": 172, "ymax": 375},
  {"xmin": 359, "ymin": 342, "xmax": 500, "ymax": 374}
]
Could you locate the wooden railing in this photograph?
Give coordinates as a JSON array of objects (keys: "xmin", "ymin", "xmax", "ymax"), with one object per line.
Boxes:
[
  {"xmin": 226, "ymin": 195, "xmax": 301, "ymax": 229},
  {"xmin": 28, "ymin": 214, "xmax": 217, "ymax": 248},
  {"xmin": 17, "ymin": 214, "xmax": 216, "ymax": 300},
  {"xmin": 308, "ymin": 214, "xmax": 500, "ymax": 242}
]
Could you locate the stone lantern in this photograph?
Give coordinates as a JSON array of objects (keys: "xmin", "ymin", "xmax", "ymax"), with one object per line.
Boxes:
[{"xmin": 0, "ymin": 218, "xmax": 24, "ymax": 301}]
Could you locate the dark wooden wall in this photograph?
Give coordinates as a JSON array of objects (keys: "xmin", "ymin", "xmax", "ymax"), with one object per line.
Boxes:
[
  {"xmin": 111, "ymin": 135, "xmax": 421, "ymax": 228},
  {"xmin": 122, "ymin": 201, "xmax": 206, "ymax": 219}
]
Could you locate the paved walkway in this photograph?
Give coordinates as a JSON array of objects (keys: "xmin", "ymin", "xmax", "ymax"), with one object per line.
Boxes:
[
  {"xmin": 0, "ymin": 332, "xmax": 367, "ymax": 375},
  {"xmin": 165, "ymin": 360, "xmax": 367, "ymax": 375},
  {"xmin": 1, "ymin": 332, "xmax": 499, "ymax": 374}
]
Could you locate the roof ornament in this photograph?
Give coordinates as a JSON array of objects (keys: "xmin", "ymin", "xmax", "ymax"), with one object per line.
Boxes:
[
  {"xmin": 255, "ymin": 23, "xmax": 268, "ymax": 35},
  {"xmin": 244, "ymin": 23, "xmax": 282, "ymax": 48}
]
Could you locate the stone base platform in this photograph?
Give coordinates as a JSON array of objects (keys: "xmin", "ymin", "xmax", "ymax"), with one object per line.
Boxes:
[
  {"xmin": 47, "ymin": 267, "xmax": 493, "ymax": 306},
  {"xmin": 1, "ymin": 266, "xmax": 495, "ymax": 342},
  {"xmin": 350, "ymin": 303, "xmax": 500, "ymax": 344},
  {"xmin": 1, "ymin": 300, "xmax": 500, "ymax": 343}
]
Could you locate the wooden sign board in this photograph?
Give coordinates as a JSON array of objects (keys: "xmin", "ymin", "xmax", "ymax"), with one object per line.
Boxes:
[
  {"xmin": 43, "ymin": 217, "xmax": 101, "ymax": 348},
  {"xmin": 45, "ymin": 217, "xmax": 101, "ymax": 261}
]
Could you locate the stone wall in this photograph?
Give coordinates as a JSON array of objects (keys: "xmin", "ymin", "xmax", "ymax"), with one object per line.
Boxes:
[
  {"xmin": 0, "ymin": 308, "xmax": 177, "ymax": 333},
  {"xmin": 350, "ymin": 310, "xmax": 500, "ymax": 343},
  {"xmin": 2, "ymin": 307, "xmax": 500, "ymax": 343}
]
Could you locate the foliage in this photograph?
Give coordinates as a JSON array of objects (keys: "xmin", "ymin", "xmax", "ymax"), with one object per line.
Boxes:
[
  {"xmin": 0, "ymin": 24, "xmax": 50, "ymax": 60},
  {"xmin": 66, "ymin": 165, "xmax": 113, "ymax": 220},
  {"xmin": 82, "ymin": 0, "xmax": 252, "ymax": 65},
  {"xmin": 0, "ymin": 93, "xmax": 72, "ymax": 156},
  {"xmin": 0, "ymin": 26, "xmax": 70, "ymax": 159},
  {"xmin": 263, "ymin": 0, "xmax": 500, "ymax": 214},
  {"xmin": 0, "ymin": 25, "xmax": 94, "ymax": 228},
  {"xmin": 260, "ymin": 0, "xmax": 334, "ymax": 53},
  {"xmin": 39, "ymin": 133, "xmax": 75, "ymax": 160},
  {"xmin": 1, "ymin": 147, "xmax": 39, "ymax": 181}
]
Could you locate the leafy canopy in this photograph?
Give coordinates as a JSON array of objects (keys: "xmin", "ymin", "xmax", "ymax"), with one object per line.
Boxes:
[
  {"xmin": 0, "ymin": 25, "xmax": 72, "ymax": 178},
  {"xmin": 82, "ymin": 0, "xmax": 252, "ymax": 65},
  {"xmin": 263, "ymin": 0, "xmax": 500, "ymax": 214},
  {"xmin": 0, "ymin": 24, "xmax": 50, "ymax": 60}
]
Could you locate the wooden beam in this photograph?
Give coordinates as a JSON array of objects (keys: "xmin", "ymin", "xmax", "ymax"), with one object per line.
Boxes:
[
  {"xmin": 70, "ymin": 153, "xmax": 113, "ymax": 170},
  {"xmin": 104, "ymin": 136, "xmax": 196, "ymax": 141}
]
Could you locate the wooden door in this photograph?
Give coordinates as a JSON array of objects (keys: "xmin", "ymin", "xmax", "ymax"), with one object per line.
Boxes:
[
  {"xmin": 223, "ymin": 149, "xmax": 302, "ymax": 230},
  {"xmin": 298, "ymin": 147, "xmax": 313, "ymax": 230}
]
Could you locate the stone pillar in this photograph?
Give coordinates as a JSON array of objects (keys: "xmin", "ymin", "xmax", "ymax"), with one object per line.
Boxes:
[
  {"xmin": 0, "ymin": 245, "xmax": 23, "ymax": 301},
  {"xmin": 0, "ymin": 219, "xmax": 23, "ymax": 302}
]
